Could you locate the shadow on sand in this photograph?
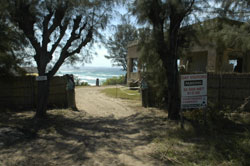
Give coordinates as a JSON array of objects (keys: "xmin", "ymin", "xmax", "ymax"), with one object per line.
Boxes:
[{"xmin": 0, "ymin": 108, "xmax": 168, "ymax": 166}]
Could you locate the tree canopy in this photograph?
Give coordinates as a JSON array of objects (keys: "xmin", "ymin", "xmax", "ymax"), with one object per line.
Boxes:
[
  {"xmin": 131, "ymin": 0, "xmax": 207, "ymax": 119},
  {"xmin": 8, "ymin": 0, "xmax": 120, "ymax": 118},
  {"xmin": 0, "ymin": 0, "xmax": 31, "ymax": 76},
  {"xmin": 9, "ymin": 0, "xmax": 117, "ymax": 78},
  {"xmin": 105, "ymin": 16, "xmax": 138, "ymax": 72}
]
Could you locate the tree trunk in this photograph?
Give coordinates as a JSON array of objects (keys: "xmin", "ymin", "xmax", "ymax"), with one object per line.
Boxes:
[
  {"xmin": 166, "ymin": 63, "xmax": 180, "ymax": 120},
  {"xmin": 124, "ymin": 73, "xmax": 127, "ymax": 85},
  {"xmin": 166, "ymin": 18, "xmax": 181, "ymax": 120},
  {"xmin": 151, "ymin": 14, "xmax": 181, "ymax": 120},
  {"xmin": 35, "ymin": 80, "xmax": 50, "ymax": 119}
]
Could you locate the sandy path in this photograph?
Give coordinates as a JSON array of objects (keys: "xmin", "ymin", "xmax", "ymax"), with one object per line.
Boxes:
[
  {"xmin": 0, "ymin": 86, "xmax": 168, "ymax": 166},
  {"xmin": 76, "ymin": 86, "xmax": 136, "ymax": 118},
  {"xmin": 75, "ymin": 86, "xmax": 166, "ymax": 166}
]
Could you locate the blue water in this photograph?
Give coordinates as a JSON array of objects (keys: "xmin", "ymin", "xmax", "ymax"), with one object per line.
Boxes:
[{"xmin": 57, "ymin": 67, "xmax": 126, "ymax": 85}]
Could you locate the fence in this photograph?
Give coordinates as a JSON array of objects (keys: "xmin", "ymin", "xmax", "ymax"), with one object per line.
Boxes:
[
  {"xmin": 147, "ymin": 72, "xmax": 250, "ymax": 110},
  {"xmin": 0, "ymin": 76, "xmax": 67, "ymax": 109},
  {"xmin": 208, "ymin": 73, "xmax": 250, "ymax": 110}
]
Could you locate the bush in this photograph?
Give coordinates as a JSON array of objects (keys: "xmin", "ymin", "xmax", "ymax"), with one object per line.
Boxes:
[
  {"xmin": 153, "ymin": 108, "xmax": 250, "ymax": 165},
  {"xmin": 79, "ymin": 82, "xmax": 90, "ymax": 86},
  {"xmin": 74, "ymin": 76, "xmax": 90, "ymax": 86},
  {"xmin": 102, "ymin": 75, "xmax": 125, "ymax": 85}
]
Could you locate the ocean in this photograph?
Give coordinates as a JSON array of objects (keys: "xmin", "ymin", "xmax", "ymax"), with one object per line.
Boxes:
[{"xmin": 57, "ymin": 67, "xmax": 126, "ymax": 86}]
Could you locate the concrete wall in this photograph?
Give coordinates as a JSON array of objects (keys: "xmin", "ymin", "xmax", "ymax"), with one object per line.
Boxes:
[
  {"xmin": 0, "ymin": 76, "xmax": 67, "ymax": 110},
  {"xmin": 186, "ymin": 51, "xmax": 208, "ymax": 72},
  {"xmin": 127, "ymin": 43, "xmax": 141, "ymax": 84},
  {"xmin": 127, "ymin": 43, "xmax": 139, "ymax": 59},
  {"xmin": 183, "ymin": 42, "xmax": 218, "ymax": 73},
  {"xmin": 183, "ymin": 46, "xmax": 250, "ymax": 73}
]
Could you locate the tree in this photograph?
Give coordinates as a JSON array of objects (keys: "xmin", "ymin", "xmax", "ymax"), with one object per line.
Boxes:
[
  {"xmin": 9, "ymin": 0, "xmax": 117, "ymax": 119},
  {"xmin": 137, "ymin": 28, "xmax": 168, "ymax": 108},
  {"xmin": 212, "ymin": 0, "xmax": 250, "ymax": 53},
  {"xmin": 215, "ymin": 0, "xmax": 250, "ymax": 20},
  {"xmin": 131, "ymin": 0, "xmax": 204, "ymax": 120},
  {"xmin": 0, "ymin": 23, "xmax": 29, "ymax": 76},
  {"xmin": 105, "ymin": 16, "xmax": 138, "ymax": 74},
  {"xmin": 0, "ymin": 0, "xmax": 31, "ymax": 76}
]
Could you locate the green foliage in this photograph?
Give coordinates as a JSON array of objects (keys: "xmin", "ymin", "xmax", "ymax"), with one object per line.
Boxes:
[
  {"xmin": 0, "ymin": 0, "xmax": 31, "ymax": 76},
  {"xmin": 211, "ymin": 1, "xmax": 250, "ymax": 53},
  {"xmin": 101, "ymin": 87, "xmax": 140, "ymax": 100},
  {"xmin": 131, "ymin": 0, "xmax": 210, "ymax": 119},
  {"xmin": 105, "ymin": 15, "xmax": 138, "ymax": 71},
  {"xmin": 102, "ymin": 75, "xmax": 125, "ymax": 85},
  {"xmin": 74, "ymin": 76, "xmax": 90, "ymax": 86},
  {"xmin": 8, "ymin": 0, "xmax": 119, "ymax": 77},
  {"xmin": 137, "ymin": 28, "xmax": 168, "ymax": 107},
  {"xmin": 8, "ymin": 0, "xmax": 122, "ymax": 117},
  {"xmin": 215, "ymin": 0, "xmax": 250, "ymax": 21},
  {"xmin": 80, "ymin": 82, "xmax": 90, "ymax": 86}
]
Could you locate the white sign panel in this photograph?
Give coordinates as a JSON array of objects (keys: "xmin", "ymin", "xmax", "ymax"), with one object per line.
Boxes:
[
  {"xmin": 36, "ymin": 76, "xmax": 47, "ymax": 81},
  {"xmin": 181, "ymin": 96, "xmax": 207, "ymax": 109},
  {"xmin": 181, "ymin": 74, "xmax": 207, "ymax": 109}
]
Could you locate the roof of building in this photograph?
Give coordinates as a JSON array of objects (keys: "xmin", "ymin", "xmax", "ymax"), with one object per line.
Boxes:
[{"xmin": 22, "ymin": 67, "xmax": 38, "ymax": 73}]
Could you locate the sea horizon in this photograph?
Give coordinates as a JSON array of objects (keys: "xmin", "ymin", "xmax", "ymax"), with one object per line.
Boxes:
[{"xmin": 57, "ymin": 66, "xmax": 126, "ymax": 86}]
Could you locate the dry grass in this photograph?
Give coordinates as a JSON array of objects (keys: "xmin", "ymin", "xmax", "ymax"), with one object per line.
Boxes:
[{"xmin": 151, "ymin": 111, "xmax": 250, "ymax": 166}]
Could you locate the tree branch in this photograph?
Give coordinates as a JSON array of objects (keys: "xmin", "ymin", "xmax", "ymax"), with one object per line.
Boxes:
[
  {"xmin": 42, "ymin": 11, "xmax": 54, "ymax": 51},
  {"xmin": 61, "ymin": 16, "xmax": 81, "ymax": 53},
  {"xmin": 67, "ymin": 28, "xmax": 93, "ymax": 57},
  {"xmin": 47, "ymin": 5, "xmax": 67, "ymax": 36},
  {"xmin": 61, "ymin": 16, "xmax": 86, "ymax": 56},
  {"xmin": 42, "ymin": 5, "xmax": 68, "ymax": 60},
  {"xmin": 48, "ymin": 17, "xmax": 91, "ymax": 77},
  {"xmin": 47, "ymin": 53, "xmax": 65, "ymax": 78},
  {"xmin": 48, "ymin": 29, "xmax": 92, "ymax": 78},
  {"xmin": 184, "ymin": 0, "xmax": 195, "ymax": 17},
  {"xmin": 49, "ymin": 21, "xmax": 68, "ymax": 55},
  {"xmin": 13, "ymin": 3, "xmax": 41, "ymax": 62}
]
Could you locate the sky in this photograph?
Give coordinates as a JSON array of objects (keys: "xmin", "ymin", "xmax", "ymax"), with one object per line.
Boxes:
[
  {"xmin": 84, "ymin": 5, "xmax": 129, "ymax": 68},
  {"xmin": 84, "ymin": 45, "xmax": 112, "ymax": 68}
]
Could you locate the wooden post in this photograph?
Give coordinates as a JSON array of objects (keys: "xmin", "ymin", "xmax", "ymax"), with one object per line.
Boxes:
[
  {"xmin": 203, "ymin": 107, "xmax": 207, "ymax": 126},
  {"xmin": 116, "ymin": 80, "xmax": 118, "ymax": 98},
  {"xmin": 180, "ymin": 109, "xmax": 184, "ymax": 129}
]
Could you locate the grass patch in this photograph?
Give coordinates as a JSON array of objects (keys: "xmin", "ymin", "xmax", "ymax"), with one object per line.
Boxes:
[
  {"xmin": 101, "ymin": 87, "xmax": 140, "ymax": 100},
  {"xmin": 152, "ymin": 110, "xmax": 250, "ymax": 166}
]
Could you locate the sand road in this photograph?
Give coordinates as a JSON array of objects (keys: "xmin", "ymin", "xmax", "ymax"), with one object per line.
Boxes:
[
  {"xmin": 75, "ymin": 86, "xmax": 166, "ymax": 166},
  {"xmin": 0, "ymin": 86, "xmax": 167, "ymax": 166}
]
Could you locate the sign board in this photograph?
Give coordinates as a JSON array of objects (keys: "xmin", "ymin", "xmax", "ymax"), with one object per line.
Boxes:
[
  {"xmin": 36, "ymin": 76, "xmax": 47, "ymax": 81},
  {"xmin": 181, "ymin": 74, "xmax": 207, "ymax": 109}
]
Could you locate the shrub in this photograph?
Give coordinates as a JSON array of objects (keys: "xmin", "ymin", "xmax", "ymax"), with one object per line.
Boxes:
[
  {"xmin": 102, "ymin": 75, "xmax": 125, "ymax": 85},
  {"xmin": 74, "ymin": 76, "xmax": 90, "ymax": 86},
  {"xmin": 80, "ymin": 82, "xmax": 90, "ymax": 86}
]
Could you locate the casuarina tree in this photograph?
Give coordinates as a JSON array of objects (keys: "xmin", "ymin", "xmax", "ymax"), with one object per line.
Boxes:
[
  {"xmin": 0, "ymin": 0, "xmax": 31, "ymax": 76},
  {"xmin": 9, "ymin": 0, "xmax": 117, "ymax": 119},
  {"xmin": 212, "ymin": 0, "xmax": 250, "ymax": 55},
  {"xmin": 105, "ymin": 15, "xmax": 138, "ymax": 79},
  {"xmin": 131, "ymin": 0, "xmax": 206, "ymax": 120}
]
